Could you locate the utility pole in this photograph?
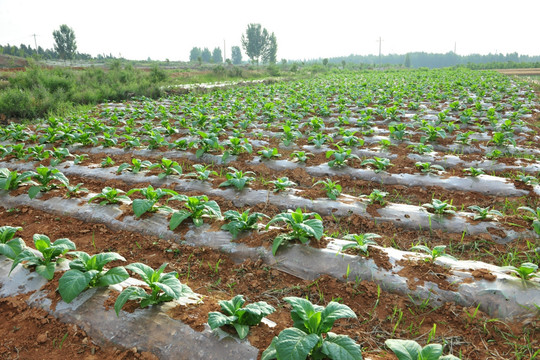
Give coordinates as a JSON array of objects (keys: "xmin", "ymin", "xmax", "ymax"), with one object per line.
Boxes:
[
  {"xmin": 454, "ymin": 42, "xmax": 456, "ymax": 54},
  {"xmin": 32, "ymin": 33, "xmax": 38, "ymax": 53},
  {"xmin": 377, "ymin": 37, "xmax": 383, "ymax": 66},
  {"xmin": 223, "ymin": 39, "xmax": 226, "ymax": 63}
]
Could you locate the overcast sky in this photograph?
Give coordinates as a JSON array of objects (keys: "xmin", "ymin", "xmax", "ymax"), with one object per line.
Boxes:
[{"xmin": 0, "ymin": 0, "xmax": 538, "ymax": 61}]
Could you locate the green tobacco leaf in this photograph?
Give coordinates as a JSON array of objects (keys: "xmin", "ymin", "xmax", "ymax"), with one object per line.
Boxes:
[
  {"xmin": 169, "ymin": 210, "xmax": 192, "ymax": 230},
  {"xmin": 232, "ymin": 323, "xmax": 250, "ymax": 339},
  {"xmin": 385, "ymin": 339, "xmax": 422, "ymax": 360},
  {"xmin": 126, "ymin": 262, "xmax": 154, "ymax": 284},
  {"xmin": 9, "ymin": 249, "xmax": 36, "ymax": 275},
  {"xmin": 319, "ymin": 302, "xmax": 357, "ymax": 333},
  {"xmin": 419, "ymin": 344, "xmax": 443, "ymax": 360},
  {"xmin": 132, "ymin": 199, "xmax": 154, "ymax": 217},
  {"xmin": 0, "ymin": 238, "xmax": 26, "ymax": 260},
  {"xmin": 28, "ymin": 185, "xmax": 42, "ymax": 199},
  {"xmin": 274, "ymin": 328, "xmax": 319, "ymax": 360},
  {"xmin": 321, "ymin": 332, "xmax": 363, "ymax": 360},
  {"xmin": 93, "ymin": 252, "xmax": 126, "ymax": 270},
  {"xmin": 272, "ymin": 234, "xmax": 288, "ymax": 256},
  {"xmin": 261, "ymin": 337, "xmax": 278, "ymax": 360},
  {"xmin": 0, "ymin": 225, "xmax": 22, "ymax": 243},
  {"xmin": 58, "ymin": 269, "xmax": 95, "ymax": 303},
  {"xmin": 114, "ymin": 286, "xmax": 148, "ymax": 316},
  {"xmin": 96, "ymin": 266, "xmax": 129, "ymax": 287},
  {"xmin": 36, "ymin": 262, "xmax": 57, "ymax": 280},
  {"xmin": 208, "ymin": 312, "xmax": 237, "ymax": 329}
]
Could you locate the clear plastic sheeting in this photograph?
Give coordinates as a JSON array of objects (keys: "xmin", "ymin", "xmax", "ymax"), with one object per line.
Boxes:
[
  {"xmin": 0, "ymin": 161, "xmax": 536, "ymax": 243},
  {"xmin": 1, "ymin": 192, "xmax": 539, "ymax": 322},
  {"xmin": 0, "ymin": 257, "xmax": 258, "ymax": 360}
]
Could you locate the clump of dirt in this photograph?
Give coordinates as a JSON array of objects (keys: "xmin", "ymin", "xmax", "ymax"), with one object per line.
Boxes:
[{"xmin": 397, "ymin": 259, "xmax": 457, "ymax": 291}]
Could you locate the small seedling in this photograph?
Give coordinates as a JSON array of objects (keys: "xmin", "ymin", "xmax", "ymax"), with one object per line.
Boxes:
[
  {"xmin": 468, "ymin": 205, "xmax": 503, "ymax": 221},
  {"xmin": 410, "ymin": 244, "xmax": 457, "ymax": 263},
  {"xmin": 385, "ymin": 339, "xmax": 460, "ymax": 360},
  {"xmin": 341, "ymin": 233, "xmax": 381, "ymax": 255},
  {"xmin": 313, "ymin": 178, "xmax": 342, "ymax": 200}
]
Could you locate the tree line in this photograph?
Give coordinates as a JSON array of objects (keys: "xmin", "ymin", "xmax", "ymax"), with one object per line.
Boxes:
[
  {"xmin": 188, "ymin": 23, "xmax": 277, "ymax": 65},
  {"xmin": 313, "ymin": 52, "xmax": 540, "ymax": 69}
]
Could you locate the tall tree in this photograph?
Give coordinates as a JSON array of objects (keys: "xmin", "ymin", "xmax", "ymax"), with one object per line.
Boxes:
[
  {"xmin": 53, "ymin": 24, "xmax": 77, "ymax": 61},
  {"xmin": 189, "ymin": 47, "xmax": 202, "ymax": 62},
  {"xmin": 212, "ymin": 47, "xmax": 223, "ymax": 63},
  {"xmin": 231, "ymin": 46, "xmax": 242, "ymax": 65},
  {"xmin": 262, "ymin": 32, "xmax": 277, "ymax": 64},
  {"xmin": 201, "ymin": 47, "xmax": 211, "ymax": 63},
  {"xmin": 404, "ymin": 53, "xmax": 411, "ymax": 68},
  {"xmin": 241, "ymin": 23, "xmax": 271, "ymax": 65}
]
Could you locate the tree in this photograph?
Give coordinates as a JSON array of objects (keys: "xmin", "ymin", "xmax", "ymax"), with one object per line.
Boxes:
[
  {"xmin": 189, "ymin": 47, "xmax": 202, "ymax": 62},
  {"xmin": 53, "ymin": 24, "xmax": 77, "ymax": 61},
  {"xmin": 322, "ymin": 58, "xmax": 328, "ymax": 66},
  {"xmin": 231, "ymin": 46, "xmax": 242, "ymax": 65},
  {"xmin": 212, "ymin": 47, "xmax": 223, "ymax": 63},
  {"xmin": 241, "ymin": 23, "xmax": 273, "ymax": 65},
  {"xmin": 262, "ymin": 32, "xmax": 277, "ymax": 64},
  {"xmin": 404, "ymin": 53, "xmax": 411, "ymax": 68},
  {"xmin": 201, "ymin": 48, "xmax": 211, "ymax": 63}
]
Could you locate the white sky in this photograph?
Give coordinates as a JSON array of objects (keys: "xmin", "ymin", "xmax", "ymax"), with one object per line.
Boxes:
[{"xmin": 0, "ymin": 0, "xmax": 539, "ymax": 61}]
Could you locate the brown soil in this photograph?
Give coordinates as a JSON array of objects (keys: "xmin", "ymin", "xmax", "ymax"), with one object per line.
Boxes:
[{"xmin": 0, "ymin": 205, "xmax": 537, "ymax": 359}]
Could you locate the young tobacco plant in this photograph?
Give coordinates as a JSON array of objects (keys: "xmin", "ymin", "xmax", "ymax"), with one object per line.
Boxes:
[
  {"xmin": 258, "ymin": 147, "xmax": 281, "ymax": 160},
  {"xmin": 88, "ymin": 187, "xmax": 131, "ymax": 205},
  {"xmin": 290, "ymin": 151, "xmax": 312, "ymax": 163},
  {"xmin": 0, "ymin": 168, "xmax": 35, "ymax": 191},
  {"xmin": 362, "ymin": 189, "xmax": 388, "ymax": 206},
  {"xmin": 114, "ymin": 263, "xmax": 196, "ymax": 316},
  {"xmin": 116, "ymin": 158, "xmax": 154, "ymax": 174},
  {"xmin": 503, "ymin": 262, "xmax": 539, "ymax": 281},
  {"xmin": 361, "ymin": 157, "xmax": 393, "ymax": 173},
  {"xmin": 127, "ymin": 185, "xmax": 177, "ymax": 217},
  {"xmin": 269, "ymin": 177, "xmax": 297, "ymax": 192},
  {"xmin": 265, "ymin": 208, "xmax": 324, "ymax": 255},
  {"xmin": 262, "ymin": 297, "xmax": 362, "ymax": 360},
  {"xmin": 410, "ymin": 244, "xmax": 457, "ymax": 263},
  {"xmin": 219, "ymin": 167, "xmax": 255, "ymax": 191},
  {"xmin": 341, "ymin": 233, "xmax": 381, "ymax": 255},
  {"xmin": 517, "ymin": 206, "xmax": 540, "ymax": 235},
  {"xmin": 58, "ymin": 251, "xmax": 129, "ymax": 303},
  {"xmin": 408, "ymin": 143, "xmax": 434, "ymax": 155},
  {"xmin": 468, "ymin": 205, "xmax": 503, "ymax": 221},
  {"xmin": 385, "ymin": 339, "xmax": 460, "ymax": 360},
  {"xmin": 185, "ymin": 164, "xmax": 217, "ymax": 181},
  {"xmin": 208, "ymin": 295, "xmax": 275, "ymax": 339},
  {"xmin": 326, "ymin": 145, "xmax": 359, "ymax": 168},
  {"xmin": 0, "ymin": 225, "xmax": 26, "ymax": 260},
  {"xmin": 149, "ymin": 158, "xmax": 183, "ymax": 179},
  {"xmin": 28, "ymin": 166, "xmax": 69, "ymax": 199},
  {"xmin": 169, "ymin": 194, "xmax": 222, "ymax": 230},
  {"xmin": 415, "ymin": 162, "xmax": 444, "ymax": 175},
  {"xmin": 221, "ymin": 209, "xmax": 269, "ymax": 239},
  {"xmin": 10, "ymin": 234, "xmax": 76, "ymax": 280},
  {"xmin": 422, "ymin": 199, "xmax": 456, "ymax": 216},
  {"xmin": 100, "ymin": 156, "xmax": 115, "ymax": 168},
  {"xmin": 313, "ymin": 178, "xmax": 342, "ymax": 200},
  {"xmin": 62, "ymin": 183, "xmax": 89, "ymax": 198},
  {"xmin": 463, "ymin": 167, "xmax": 485, "ymax": 177}
]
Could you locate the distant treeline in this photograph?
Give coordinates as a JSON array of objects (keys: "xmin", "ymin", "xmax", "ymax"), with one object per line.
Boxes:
[
  {"xmin": 307, "ymin": 52, "xmax": 540, "ymax": 69},
  {"xmin": 0, "ymin": 43, "xmax": 115, "ymax": 61}
]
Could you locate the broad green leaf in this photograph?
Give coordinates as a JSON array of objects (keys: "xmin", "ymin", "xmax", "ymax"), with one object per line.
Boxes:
[
  {"xmin": 274, "ymin": 328, "xmax": 319, "ymax": 360},
  {"xmin": 33, "ymin": 234, "xmax": 51, "ymax": 250},
  {"xmin": 114, "ymin": 286, "xmax": 148, "ymax": 316},
  {"xmin": 126, "ymin": 262, "xmax": 154, "ymax": 284},
  {"xmin": 261, "ymin": 337, "xmax": 278, "ymax": 360},
  {"xmin": 155, "ymin": 275, "xmax": 183, "ymax": 299},
  {"xmin": 385, "ymin": 339, "xmax": 422, "ymax": 360},
  {"xmin": 232, "ymin": 323, "xmax": 250, "ymax": 339},
  {"xmin": 36, "ymin": 262, "xmax": 56, "ymax": 280},
  {"xmin": 284, "ymin": 297, "xmax": 319, "ymax": 323},
  {"xmin": 0, "ymin": 238, "xmax": 26, "ymax": 259},
  {"xmin": 96, "ymin": 266, "xmax": 129, "ymax": 287},
  {"xmin": 58, "ymin": 269, "xmax": 95, "ymax": 303},
  {"xmin": 272, "ymin": 234, "xmax": 288, "ymax": 256},
  {"xmin": 321, "ymin": 332, "xmax": 363, "ymax": 360},
  {"xmin": 93, "ymin": 252, "xmax": 126, "ymax": 270},
  {"xmin": 208, "ymin": 312, "xmax": 237, "ymax": 329},
  {"xmin": 170, "ymin": 210, "xmax": 192, "ymax": 230},
  {"xmin": 0, "ymin": 226, "xmax": 22, "ymax": 243},
  {"xmin": 67, "ymin": 251, "xmax": 91, "ymax": 264},
  {"xmin": 28, "ymin": 185, "xmax": 42, "ymax": 199},
  {"xmin": 9, "ymin": 249, "xmax": 37, "ymax": 275},
  {"xmin": 132, "ymin": 199, "xmax": 154, "ymax": 217},
  {"xmin": 320, "ymin": 302, "xmax": 357, "ymax": 333},
  {"xmin": 419, "ymin": 344, "xmax": 443, "ymax": 360},
  {"xmin": 51, "ymin": 238, "xmax": 76, "ymax": 251}
]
